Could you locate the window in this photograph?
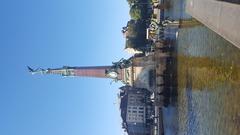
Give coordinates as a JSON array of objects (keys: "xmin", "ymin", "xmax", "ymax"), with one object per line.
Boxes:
[
  {"xmin": 139, "ymin": 111, "xmax": 144, "ymax": 113},
  {"xmin": 133, "ymin": 111, "xmax": 137, "ymax": 113},
  {"xmin": 139, "ymin": 107, "xmax": 144, "ymax": 110}
]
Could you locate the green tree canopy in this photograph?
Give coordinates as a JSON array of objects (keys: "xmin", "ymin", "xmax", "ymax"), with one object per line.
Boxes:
[
  {"xmin": 126, "ymin": 20, "xmax": 137, "ymax": 37},
  {"xmin": 126, "ymin": 20, "xmax": 146, "ymax": 37},
  {"xmin": 125, "ymin": 37, "xmax": 146, "ymax": 51},
  {"xmin": 125, "ymin": 0, "xmax": 151, "ymax": 51},
  {"xmin": 129, "ymin": 5, "xmax": 143, "ymax": 20},
  {"xmin": 127, "ymin": 0, "xmax": 150, "ymax": 5},
  {"xmin": 127, "ymin": 0, "xmax": 138, "ymax": 5}
]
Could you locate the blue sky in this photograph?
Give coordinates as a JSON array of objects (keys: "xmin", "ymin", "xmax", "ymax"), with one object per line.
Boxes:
[{"xmin": 0, "ymin": 0, "xmax": 130, "ymax": 135}]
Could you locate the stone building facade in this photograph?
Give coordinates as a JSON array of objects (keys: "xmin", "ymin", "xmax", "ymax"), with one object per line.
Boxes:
[{"xmin": 119, "ymin": 86, "xmax": 153, "ymax": 135}]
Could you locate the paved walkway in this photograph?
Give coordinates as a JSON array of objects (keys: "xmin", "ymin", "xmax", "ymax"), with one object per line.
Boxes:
[{"xmin": 186, "ymin": 0, "xmax": 240, "ymax": 49}]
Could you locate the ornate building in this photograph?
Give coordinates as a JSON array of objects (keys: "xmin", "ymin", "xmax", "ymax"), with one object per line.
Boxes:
[{"xmin": 119, "ymin": 86, "xmax": 152, "ymax": 135}]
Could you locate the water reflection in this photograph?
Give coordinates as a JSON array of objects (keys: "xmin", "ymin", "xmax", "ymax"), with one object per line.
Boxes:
[
  {"xmin": 175, "ymin": 26, "xmax": 240, "ymax": 135},
  {"xmin": 178, "ymin": 55, "xmax": 240, "ymax": 90}
]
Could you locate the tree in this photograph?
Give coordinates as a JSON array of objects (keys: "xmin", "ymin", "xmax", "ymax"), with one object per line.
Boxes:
[
  {"xmin": 125, "ymin": 19, "xmax": 147, "ymax": 39},
  {"xmin": 125, "ymin": 38, "xmax": 136, "ymax": 49},
  {"xmin": 129, "ymin": 5, "xmax": 142, "ymax": 20},
  {"xmin": 125, "ymin": 37, "xmax": 146, "ymax": 51},
  {"xmin": 127, "ymin": 0, "xmax": 149, "ymax": 5},
  {"xmin": 127, "ymin": 0, "xmax": 138, "ymax": 5},
  {"xmin": 126, "ymin": 20, "xmax": 137, "ymax": 37}
]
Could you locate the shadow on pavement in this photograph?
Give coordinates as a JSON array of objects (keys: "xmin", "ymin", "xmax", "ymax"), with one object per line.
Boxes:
[{"xmin": 217, "ymin": 0, "xmax": 240, "ymax": 4}]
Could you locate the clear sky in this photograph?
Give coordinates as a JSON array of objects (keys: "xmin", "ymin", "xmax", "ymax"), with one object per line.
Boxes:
[{"xmin": 0, "ymin": 0, "xmax": 130, "ymax": 135}]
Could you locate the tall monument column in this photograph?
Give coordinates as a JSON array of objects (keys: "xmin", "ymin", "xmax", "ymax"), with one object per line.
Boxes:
[
  {"xmin": 71, "ymin": 66, "xmax": 113, "ymax": 78},
  {"xmin": 28, "ymin": 66, "xmax": 122, "ymax": 80},
  {"xmin": 28, "ymin": 65, "xmax": 123, "ymax": 80},
  {"xmin": 28, "ymin": 58, "xmax": 132, "ymax": 84}
]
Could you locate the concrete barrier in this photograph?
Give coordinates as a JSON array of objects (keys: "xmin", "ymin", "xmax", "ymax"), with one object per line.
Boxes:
[{"xmin": 186, "ymin": 0, "xmax": 240, "ymax": 49}]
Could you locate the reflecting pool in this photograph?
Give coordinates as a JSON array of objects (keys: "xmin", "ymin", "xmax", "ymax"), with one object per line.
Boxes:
[
  {"xmin": 176, "ymin": 26, "xmax": 240, "ymax": 135},
  {"xmin": 161, "ymin": 1, "xmax": 240, "ymax": 135}
]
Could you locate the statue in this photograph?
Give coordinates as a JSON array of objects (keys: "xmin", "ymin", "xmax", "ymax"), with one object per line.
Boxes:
[
  {"xmin": 112, "ymin": 58, "xmax": 132, "ymax": 69},
  {"xmin": 27, "ymin": 66, "xmax": 48, "ymax": 74}
]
